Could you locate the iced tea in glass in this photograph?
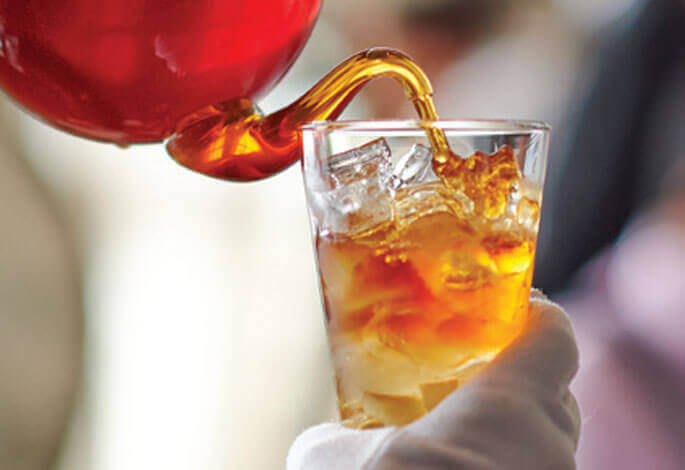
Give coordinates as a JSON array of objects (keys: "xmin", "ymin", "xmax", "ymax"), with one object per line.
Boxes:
[{"xmin": 301, "ymin": 121, "xmax": 549, "ymax": 429}]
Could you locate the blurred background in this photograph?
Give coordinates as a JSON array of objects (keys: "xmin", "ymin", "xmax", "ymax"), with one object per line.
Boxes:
[{"xmin": 1, "ymin": 0, "xmax": 684, "ymax": 469}]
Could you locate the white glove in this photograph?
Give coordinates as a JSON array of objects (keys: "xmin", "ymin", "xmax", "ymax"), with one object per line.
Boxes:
[{"xmin": 288, "ymin": 291, "xmax": 580, "ymax": 469}]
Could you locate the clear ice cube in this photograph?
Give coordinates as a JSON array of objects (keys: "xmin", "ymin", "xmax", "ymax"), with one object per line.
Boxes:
[
  {"xmin": 331, "ymin": 334, "xmax": 424, "ymax": 398},
  {"xmin": 392, "ymin": 144, "xmax": 436, "ymax": 189},
  {"xmin": 320, "ymin": 138, "xmax": 394, "ymax": 235},
  {"xmin": 361, "ymin": 390, "xmax": 426, "ymax": 426},
  {"xmin": 394, "ymin": 182, "xmax": 472, "ymax": 231},
  {"xmin": 439, "ymin": 250, "xmax": 496, "ymax": 291},
  {"xmin": 327, "ymin": 138, "xmax": 392, "ymax": 183},
  {"xmin": 419, "ymin": 377, "xmax": 461, "ymax": 411},
  {"xmin": 516, "ymin": 196, "xmax": 541, "ymax": 231}
]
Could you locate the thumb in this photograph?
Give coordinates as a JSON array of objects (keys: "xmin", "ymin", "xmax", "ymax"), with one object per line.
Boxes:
[{"xmin": 483, "ymin": 292, "xmax": 579, "ymax": 391}]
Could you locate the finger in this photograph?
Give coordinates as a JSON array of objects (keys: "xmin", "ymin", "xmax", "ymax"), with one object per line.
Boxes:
[
  {"xmin": 534, "ymin": 386, "xmax": 581, "ymax": 449},
  {"xmin": 287, "ymin": 423, "xmax": 395, "ymax": 470},
  {"xmin": 564, "ymin": 390, "xmax": 581, "ymax": 449},
  {"xmin": 406, "ymin": 382, "xmax": 578, "ymax": 468},
  {"xmin": 480, "ymin": 294, "xmax": 579, "ymax": 392}
]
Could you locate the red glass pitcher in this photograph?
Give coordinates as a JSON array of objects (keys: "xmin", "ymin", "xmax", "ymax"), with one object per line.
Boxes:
[
  {"xmin": 0, "ymin": 0, "xmax": 322, "ymax": 144},
  {"xmin": 0, "ymin": 1, "xmax": 439, "ymax": 181}
]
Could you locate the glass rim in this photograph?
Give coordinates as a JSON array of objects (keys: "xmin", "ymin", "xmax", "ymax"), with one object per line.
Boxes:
[{"xmin": 300, "ymin": 119, "xmax": 551, "ymax": 133}]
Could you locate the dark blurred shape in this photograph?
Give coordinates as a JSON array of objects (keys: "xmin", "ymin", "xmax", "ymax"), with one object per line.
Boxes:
[
  {"xmin": 0, "ymin": 111, "xmax": 83, "ymax": 469},
  {"xmin": 535, "ymin": 0, "xmax": 685, "ymax": 293},
  {"xmin": 536, "ymin": 2, "xmax": 685, "ymax": 464},
  {"xmin": 404, "ymin": 0, "xmax": 512, "ymax": 41},
  {"xmin": 568, "ymin": 193, "xmax": 685, "ymax": 468}
]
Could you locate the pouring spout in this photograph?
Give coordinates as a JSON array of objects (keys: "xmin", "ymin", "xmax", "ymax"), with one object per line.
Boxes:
[{"xmin": 167, "ymin": 48, "xmax": 441, "ymax": 182}]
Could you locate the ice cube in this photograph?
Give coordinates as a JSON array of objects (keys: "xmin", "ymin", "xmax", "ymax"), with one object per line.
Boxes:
[
  {"xmin": 393, "ymin": 144, "xmax": 436, "ymax": 189},
  {"xmin": 394, "ymin": 181, "xmax": 471, "ymax": 231},
  {"xmin": 482, "ymin": 231, "xmax": 533, "ymax": 275},
  {"xmin": 361, "ymin": 391, "xmax": 426, "ymax": 426},
  {"xmin": 419, "ymin": 377, "xmax": 461, "ymax": 411},
  {"xmin": 327, "ymin": 138, "xmax": 393, "ymax": 186},
  {"xmin": 516, "ymin": 196, "xmax": 540, "ymax": 231},
  {"xmin": 320, "ymin": 139, "xmax": 394, "ymax": 236},
  {"xmin": 331, "ymin": 334, "xmax": 425, "ymax": 399},
  {"xmin": 341, "ymin": 414, "xmax": 385, "ymax": 430},
  {"xmin": 439, "ymin": 250, "xmax": 497, "ymax": 291},
  {"xmin": 338, "ymin": 400, "xmax": 385, "ymax": 429},
  {"xmin": 375, "ymin": 311, "xmax": 432, "ymax": 351}
]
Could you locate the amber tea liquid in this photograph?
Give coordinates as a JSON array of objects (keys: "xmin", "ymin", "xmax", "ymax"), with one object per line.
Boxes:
[{"xmin": 311, "ymin": 142, "xmax": 542, "ymax": 429}]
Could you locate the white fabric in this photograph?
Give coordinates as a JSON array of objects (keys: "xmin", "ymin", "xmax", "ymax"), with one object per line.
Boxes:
[{"xmin": 288, "ymin": 292, "xmax": 580, "ymax": 469}]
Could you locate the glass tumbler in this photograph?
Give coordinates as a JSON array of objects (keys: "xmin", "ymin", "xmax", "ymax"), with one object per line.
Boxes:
[{"xmin": 301, "ymin": 120, "xmax": 550, "ymax": 429}]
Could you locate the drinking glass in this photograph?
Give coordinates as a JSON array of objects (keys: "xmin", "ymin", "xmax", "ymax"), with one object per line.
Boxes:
[{"xmin": 301, "ymin": 120, "xmax": 550, "ymax": 429}]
